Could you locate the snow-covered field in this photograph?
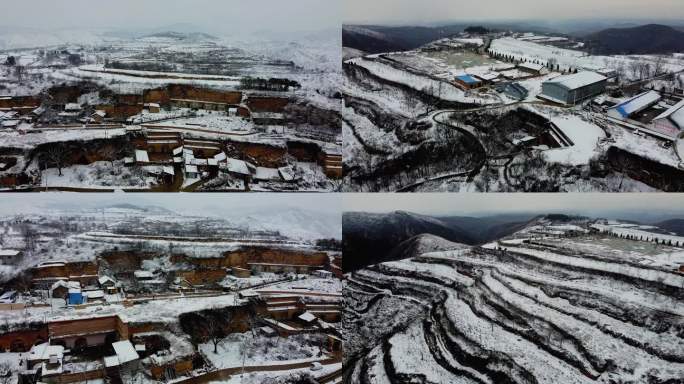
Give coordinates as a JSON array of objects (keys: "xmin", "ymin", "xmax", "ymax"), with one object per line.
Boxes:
[{"xmin": 490, "ymin": 37, "xmax": 684, "ymax": 80}]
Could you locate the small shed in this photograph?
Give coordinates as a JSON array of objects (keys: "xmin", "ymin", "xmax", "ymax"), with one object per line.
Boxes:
[
  {"xmin": 144, "ymin": 103, "xmax": 161, "ymax": 113},
  {"xmin": 91, "ymin": 110, "xmax": 106, "ymax": 123},
  {"xmin": 50, "ymin": 280, "xmax": 69, "ymax": 299},
  {"xmin": 68, "ymin": 288, "xmax": 84, "ymax": 305}
]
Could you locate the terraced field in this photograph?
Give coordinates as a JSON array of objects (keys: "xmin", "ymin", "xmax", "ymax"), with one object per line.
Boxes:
[{"xmin": 343, "ymin": 231, "xmax": 684, "ymax": 383}]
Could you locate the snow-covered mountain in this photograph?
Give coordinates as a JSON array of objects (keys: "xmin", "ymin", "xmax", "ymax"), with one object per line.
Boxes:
[{"xmin": 219, "ymin": 206, "xmax": 341, "ymax": 241}]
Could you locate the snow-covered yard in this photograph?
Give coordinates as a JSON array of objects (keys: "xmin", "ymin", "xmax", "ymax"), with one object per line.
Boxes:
[
  {"xmin": 39, "ymin": 161, "xmax": 155, "ymax": 189},
  {"xmin": 200, "ymin": 332, "xmax": 327, "ymax": 369}
]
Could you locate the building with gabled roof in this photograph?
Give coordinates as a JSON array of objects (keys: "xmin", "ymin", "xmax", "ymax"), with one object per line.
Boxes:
[
  {"xmin": 540, "ymin": 71, "xmax": 607, "ymax": 105},
  {"xmin": 607, "ymin": 90, "xmax": 661, "ymax": 120},
  {"xmin": 651, "ymin": 99, "xmax": 684, "ymax": 138}
]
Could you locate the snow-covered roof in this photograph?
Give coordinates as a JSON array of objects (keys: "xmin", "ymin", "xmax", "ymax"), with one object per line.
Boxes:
[
  {"xmin": 298, "ymin": 311, "xmax": 317, "ymax": 323},
  {"xmin": 0, "ymin": 249, "xmax": 20, "ymax": 257},
  {"xmin": 472, "ymin": 72, "xmax": 499, "ymax": 81},
  {"xmin": 254, "ymin": 167, "xmax": 281, "ymax": 181},
  {"xmin": 28, "ymin": 342, "xmax": 64, "ymax": 362},
  {"xmin": 608, "ymin": 91, "xmax": 661, "ymax": 118},
  {"xmin": 653, "ymin": 99, "xmax": 684, "ymax": 129},
  {"xmin": 92, "ymin": 110, "xmax": 106, "ymax": 118},
  {"xmin": 240, "ymin": 289, "xmax": 259, "ymax": 298},
  {"xmin": 144, "ymin": 103, "xmax": 160, "ymax": 108},
  {"xmin": 67, "ymin": 281, "xmax": 81, "ymax": 289},
  {"xmin": 98, "ymin": 276, "xmax": 116, "ymax": 286},
  {"xmin": 518, "ymin": 62, "xmax": 545, "ymax": 72},
  {"xmin": 135, "ymin": 149, "xmax": 150, "ymax": 163},
  {"xmin": 278, "ymin": 166, "xmax": 296, "ymax": 181},
  {"xmin": 162, "ymin": 166, "xmax": 175, "ymax": 176},
  {"xmin": 0, "ymin": 111, "xmax": 18, "ymax": 119},
  {"xmin": 134, "ymin": 270, "xmax": 154, "ymax": 279},
  {"xmin": 84, "ymin": 290, "xmax": 104, "ymax": 299},
  {"xmin": 64, "ymin": 103, "xmax": 82, "ymax": 111},
  {"xmin": 213, "ymin": 152, "xmax": 227, "ymax": 161},
  {"xmin": 545, "ymin": 71, "xmax": 607, "ymax": 90},
  {"xmin": 104, "ymin": 355, "xmax": 120, "ymax": 368},
  {"xmin": 51, "ymin": 280, "xmax": 69, "ymax": 291},
  {"xmin": 226, "ymin": 158, "xmax": 251, "ymax": 175},
  {"xmin": 456, "ymin": 74, "xmax": 480, "ymax": 84},
  {"xmin": 112, "ymin": 340, "xmax": 140, "ymax": 365},
  {"xmin": 184, "ymin": 164, "xmax": 198, "ymax": 173},
  {"xmin": 1, "ymin": 120, "xmax": 19, "ymax": 128},
  {"xmin": 172, "ymin": 146, "xmax": 184, "ymax": 156}
]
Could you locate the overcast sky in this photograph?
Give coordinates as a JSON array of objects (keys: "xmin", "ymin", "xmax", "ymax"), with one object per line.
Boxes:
[
  {"xmin": 345, "ymin": 0, "xmax": 684, "ymax": 25},
  {"xmin": 0, "ymin": 0, "xmax": 340, "ymax": 35},
  {"xmin": 0, "ymin": 193, "xmax": 341, "ymax": 218},
  {"xmin": 344, "ymin": 194, "xmax": 684, "ymax": 221}
]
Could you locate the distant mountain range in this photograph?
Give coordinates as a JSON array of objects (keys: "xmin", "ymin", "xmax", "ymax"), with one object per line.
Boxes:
[
  {"xmin": 342, "ymin": 211, "xmax": 536, "ymax": 272},
  {"xmin": 343, "ymin": 24, "xmax": 467, "ymax": 54},
  {"xmin": 343, "ymin": 22, "xmax": 684, "ymax": 56},
  {"xmin": 140, "ymin": 31, "xmax": 218, "ymax": 41},
  {"xmin": 585, "ymin": 24, "xmax": 684, "ymax": 54},
  {"xmin": 654, "ymin": 219, "xmax": 684, "ymax": 236}
]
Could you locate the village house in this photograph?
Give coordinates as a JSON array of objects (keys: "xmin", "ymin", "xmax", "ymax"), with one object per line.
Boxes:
[
  {"xmin": 50, "ymin": 280, "xmax": 69, "ymax": 300},
  {"xmin": 105, "ymin": 340, "xmax": 140, "ymax": 378},
  {"xmin": 90, "ymin": 110, "xmax": 106, "ymax": 123},
  {"xmin": 99, "ymin": 275, "xmax": 118, "ymax": 294},
  {"xmin": 517, "ymin": 62, "xmax": 546, "ymax": 76},
  {"xmin": 0, "ymin": 249, "xmax": 21, "ymax": 265},
  {"xmin": 144, "ymin": 103, "xmax": 161, "ymax": 113},
  {"xmin": 454, "ymin": 74, "xmax": 483, "ymax": 90}
]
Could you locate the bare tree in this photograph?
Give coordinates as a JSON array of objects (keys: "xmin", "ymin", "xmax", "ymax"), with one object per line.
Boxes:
[
  {"xmin": 628, "ymin": 61, "xmax": 641, "ymax": 80},
  {"xmin": 98, "ymin": 145, "xmax": 119, "ymax": 167},
  {"xmin": 653, "ymin": 56, "xmax": 665, "ymax": 77},
  {"xmin": 20, "ymin": 223, "xmax": 37, "ymax": 255},
  {"xmin": 246, "ymin": 304, "xmax": 262, "ymax": 337},
  {"xmin": 44, "ymin": 144, "xmax": 70, "ymax": 177},
  {"xmin": 206, "ymin": 313, "xmax": 230, "ymax": 354},
  {"xmin": 13, "ymin": 65, "xmax": 24, "ymax": 82}
]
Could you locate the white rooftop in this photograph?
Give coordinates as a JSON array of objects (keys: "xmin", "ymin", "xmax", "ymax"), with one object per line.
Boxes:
[
  {"xmin": 546, "ymin": 71, "xmax": 607, "ymax": 90},
  {"xmin": 135, "ymin": 149, "xmax": 150, "ymax": 163},
  {"xmin": 98, "ymin": 276, "xmax": 116, "ymax": 286},
  {"xmin": 28, "ymin": 342, "xmax": 64, "ymax": 361},
  {"xmin": 112, "ymin": 340, "xmax": 140, "ymax": 365},
  {"xmin": 226, "ymin": 158, "xmax": 251, "ymax": 175},
  {"xmin": 518, "ymin": 62, "xmax": 545, "ymax": 71},
  {"xmin": 134, "ymin": 270, "xmax": 154, "ymax": 279},
  {"xmin": 608, "ymin": 90, "xmax": 661, "ymax": 118},
  {"xmin": 0, "ymin": 249, "xmax": 20, "ymax": 257},
  {"xmin": 298, "ymin": 311, "xmax": 317, "ymax": 323}
]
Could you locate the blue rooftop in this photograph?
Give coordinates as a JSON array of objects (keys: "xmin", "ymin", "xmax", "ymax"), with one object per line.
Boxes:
[{"xmin": 456, "ymin": 75, "xmax": 479, "ymax": 84}]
